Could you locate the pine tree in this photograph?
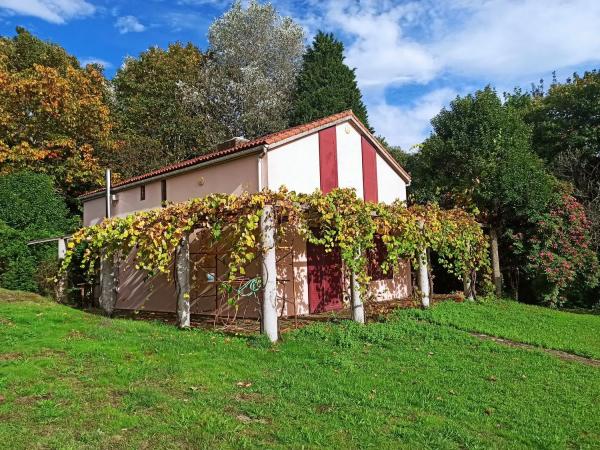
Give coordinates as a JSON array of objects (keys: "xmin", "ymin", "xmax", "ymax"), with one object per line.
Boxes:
[{"xmin": 290, "ymin": 32, "xmax": 370, "ymax": 129}]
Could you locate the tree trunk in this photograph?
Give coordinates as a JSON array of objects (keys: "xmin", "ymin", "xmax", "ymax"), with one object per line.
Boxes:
[
  {"xmin": 176, "ymin": 234, "xmax": 191, "ymax": 329},
  {"xmin": 463, "ymin": 271, "xmax": 475, "ymax": 301},
  {"xmin": 490, "ymin": 227, "xmax": 502, "ymax": 297},
  {"xmin": 260, "ymin": 204, "xmax": 278, "ymax": 342}
]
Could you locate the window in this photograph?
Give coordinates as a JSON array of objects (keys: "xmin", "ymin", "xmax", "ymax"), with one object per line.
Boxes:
[
  {"xmin": 368, "ymin": 234, "xmax": 393, "ymax": 281},
  {"xmin": 161, "ymin": 179, "xmax": 167, "ymax": 205},
  {"xmin": 140, "ymin": 185, "xmax": 146, "ymax": 201}
]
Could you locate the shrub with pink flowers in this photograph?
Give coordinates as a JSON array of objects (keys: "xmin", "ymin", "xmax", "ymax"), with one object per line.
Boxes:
[{"xmin": 523, "ymin": 193, "xmax": 599, "ymax": 306}]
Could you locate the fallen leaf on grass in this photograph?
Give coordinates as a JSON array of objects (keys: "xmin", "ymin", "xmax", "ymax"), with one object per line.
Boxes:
[
  {"xmin": 236, "ymin": 381, "xmax": 252, "ymax": 388},
  {"xmin": 236, "ymin": 414, "xmax": 267, "ymax": 424}
]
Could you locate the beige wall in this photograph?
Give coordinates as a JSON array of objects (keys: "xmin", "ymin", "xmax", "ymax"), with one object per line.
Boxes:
[
  {"xmin": 82, "ymin": 154, "xmax": 260, "ymax": 226},
  {"xmin": 167, "ymin": 154, "xmax": 259, "ymax": 203},
  {"xmin": 116, "ymin": 250, "xmax": 176, "ymax": 313},
  {"xmin": 113, "ymin": 227, "xmax": 411, "ymax": 318},
  {"xmin": 83, "ymin": 197, "xmax": 106, "ymax": 226}
]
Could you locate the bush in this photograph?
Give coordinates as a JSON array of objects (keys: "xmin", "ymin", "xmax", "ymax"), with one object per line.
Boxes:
[{"xmin": 0, "ymin": 171, "xmax": 78, "ymax": 292}]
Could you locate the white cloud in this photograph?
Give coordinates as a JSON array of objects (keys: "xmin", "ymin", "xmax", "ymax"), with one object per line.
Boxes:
[
  {"xmin": 322, "ymin": 1, "xmax": 439, "ymax": 88},
  {"xmin": 285, "ymin": 0, "xmax": 600, "ymax": 147},
  {"xmin": 80, "ymin": 57, "xmax": 112, "ymax": 68},
  {"xmin": 436, "ymin": 0, "xmax": 600, "ymax": 78},
  {"xmin": 369, "ymin": 88, "xmax": 457, "ymax": 151},
  {"xmin": 115, "ymin": 15, "xmax": 145, "ymax": 34},
  {"xmin": 0, "ymin": 0, "xmax": 94, "ymax": 24}
]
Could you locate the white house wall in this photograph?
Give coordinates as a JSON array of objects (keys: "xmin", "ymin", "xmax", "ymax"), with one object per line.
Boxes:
[
  {"xmin": 267, "ymin": 132, "xmax": 320, "ymax": 193},
  {"xmin": 335, "ymin": 123, "xmax": 364, "ymax": 198},
  {"xmin": 377, "ymin": 153, "xmax": 407, "ymax": 204},
  {"xmin": 265, "ymin": 120, "xmax": 407, "ymax": 202}
]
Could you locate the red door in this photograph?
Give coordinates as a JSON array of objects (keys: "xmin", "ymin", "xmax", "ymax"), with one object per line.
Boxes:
[{"xmin": 306, "ymin": 240, "xmax": 343, "ymax": 313}]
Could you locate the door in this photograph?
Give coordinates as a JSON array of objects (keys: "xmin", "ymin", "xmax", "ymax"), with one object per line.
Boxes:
[{"xmin": 306, "ymin": 240, "xmax": 343, "ymax": 313}]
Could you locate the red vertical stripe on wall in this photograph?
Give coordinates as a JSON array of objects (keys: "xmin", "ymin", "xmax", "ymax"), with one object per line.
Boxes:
[
  {"xmin": 361, "ymin": 136, "xmax": 378, "ymax": 203},
  {"xmin": 318, "ymin": 126, "xmax": 338, "ymax": 194}
]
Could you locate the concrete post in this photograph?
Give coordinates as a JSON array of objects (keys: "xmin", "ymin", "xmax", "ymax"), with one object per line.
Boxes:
[
  {"xmin": 55, "ymin": 238, "xmax": 68, "ymax": 303},
  {"xmin": 418, "ymin": 248, "xmax": 430, "ymax": 308},
  {"xmin": 350, "ymin": 270, "xmax": 365, "ymax": 324},
  {"xmin": 99, "ymin": 252, "xmax": 117, "ymax": 315},
  {"xmin": 260, "ymin": 204, "xmax": 278, "ymax": 342},
  {"xmin": 176, "ymin": 234, "xmax": 191, "ymax": 329}
]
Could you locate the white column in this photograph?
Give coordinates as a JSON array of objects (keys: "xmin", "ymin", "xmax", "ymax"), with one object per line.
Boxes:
[
  {"xmin": 261, "ymin": 204, "xmax": 278, "ymax": 342},
  {"xmin": 57, "ymin": 238, "xmax": 67, "ymax": 260},
  {"xmin": 176, "ymin": 234, "xmax": 191, "ymax": 328},
  {"xmin": 418, "ymin": 248, "xmax": 430, "ymax": 308},
  {"xmin": 55, "ymin": 238, "xmax": 68, "ymax": 303},
  {"xmin": 99, "ymin": 252, "xmax": 117, "ymax": 315},
  {"xmin": 350, "ymin": 270, "xmax": 365, "ymax": 324}
]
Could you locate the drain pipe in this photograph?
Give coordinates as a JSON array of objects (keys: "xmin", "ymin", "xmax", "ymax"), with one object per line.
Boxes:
[{"xmin": 105, "ymin": 168, "xmax": 112, "ymax": 219}]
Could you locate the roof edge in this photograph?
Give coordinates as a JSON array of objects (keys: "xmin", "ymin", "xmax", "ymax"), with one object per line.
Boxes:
[
  {"xmin": 80, "ymin": 145, "xmax": 264, "ymax": 201},
  {"xmin": 79, "ymin": 109, "xmax": 411, "ymax": 201}
]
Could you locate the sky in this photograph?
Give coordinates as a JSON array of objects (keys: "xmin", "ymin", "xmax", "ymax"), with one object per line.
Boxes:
[{"xmin": 1, "ymin": 0, "xmax": 599, "ymax": 150}]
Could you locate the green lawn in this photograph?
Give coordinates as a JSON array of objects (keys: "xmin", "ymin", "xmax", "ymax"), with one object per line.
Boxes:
[
  {"xmin": 404, "ymin": 298, "xmax": 600, "ymax": 359},
  {"xmin": 1, "ymin": 289, "xmax": 599, "ymax": 449}
]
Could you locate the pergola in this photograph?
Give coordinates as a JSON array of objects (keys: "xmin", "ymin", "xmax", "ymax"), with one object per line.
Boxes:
[{"xmin": 64, "ymin": 189, "xmax": 487, "ymax": 343}]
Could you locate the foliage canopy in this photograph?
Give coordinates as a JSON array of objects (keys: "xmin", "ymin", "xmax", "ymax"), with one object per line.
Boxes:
[{"xmin": 0, "ymin": 28, "xmax": 113, "ymax": 198}]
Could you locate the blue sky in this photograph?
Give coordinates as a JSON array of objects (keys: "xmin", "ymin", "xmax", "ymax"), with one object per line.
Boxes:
[{"xmin": 1, "ymin": 0, "xmax": 599, "ymax": 149}]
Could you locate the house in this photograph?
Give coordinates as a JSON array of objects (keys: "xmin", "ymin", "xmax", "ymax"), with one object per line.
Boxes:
[{"xmin": 80, "ymin": 110, "xmax": 412, "ymax": 319}]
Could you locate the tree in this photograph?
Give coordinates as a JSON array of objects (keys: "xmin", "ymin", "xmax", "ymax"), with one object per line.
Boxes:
[
  {"xmin": 185, "ymin": 0, "xmax": 304, "ymax": 140},
  {"xmin": 290, "ymin": 32, "xmax": 370, "ymax": 129},
  {"xmin": 410, "ymin": 87, "xmax": 555, "ymax": 296},
  {"xmin": 0, "ymin": 27, "xmax": 114, "ymax": 199},
  {"xmin": 112, "ymin": 43, "xmax": 211, "ymax": 177},
  {"xmin": 526, "ymin": 71, "xmax": 600, "ymax": 253},
  {"xmin": 0, "ymin": 171, "xmax": 77, "ymax": 292}
]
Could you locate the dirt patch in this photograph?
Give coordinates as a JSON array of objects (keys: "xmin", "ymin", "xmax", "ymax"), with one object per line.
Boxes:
[
  {"xmin": 471, "ymin": 333, "xmax": 600, "ymax": 368},
  {"xmin": 0, "ymin": 352, "xmax": 22, "ymax": 361},
  {"xmin": 15, "ymin": 393, "xmax": 53, "ymax": 406}
]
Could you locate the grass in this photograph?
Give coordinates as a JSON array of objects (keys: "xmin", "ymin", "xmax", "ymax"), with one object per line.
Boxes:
[
  {"xmin": 0, "ymin": 288, "xmax": 599, "ymax": 449},
  {"xmin": 403, "ymin": 298, "xmax": 600, "ymax": 359}
]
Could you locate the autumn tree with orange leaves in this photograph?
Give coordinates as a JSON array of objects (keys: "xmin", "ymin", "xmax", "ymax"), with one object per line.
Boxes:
[{"xmin": 0, "ymin": 28, "xmax": 114, "ymax": 199}]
